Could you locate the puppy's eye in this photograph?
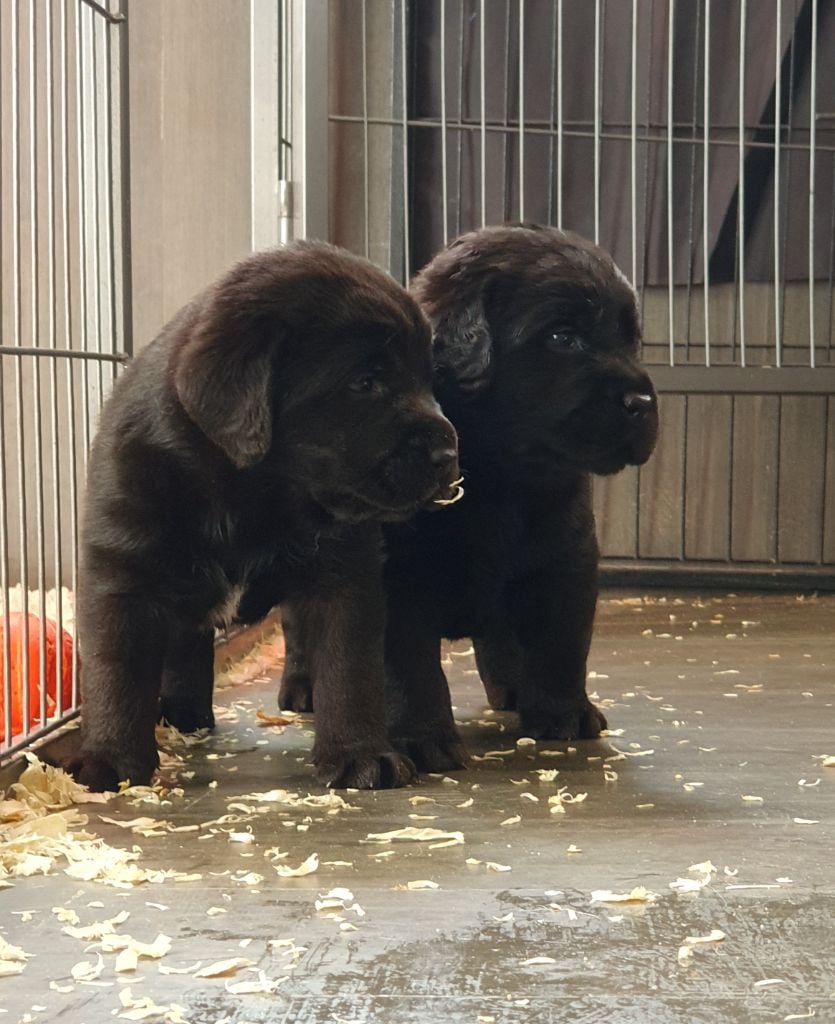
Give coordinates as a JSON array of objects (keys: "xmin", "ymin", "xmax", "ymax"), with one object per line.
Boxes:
[
  {"xmin": 348, "ymin": 374, "xmax": 385, "ymax": 396},
  {"xmin": 546, "ymin": 331, "xmax": 585, "ymax": 353}
]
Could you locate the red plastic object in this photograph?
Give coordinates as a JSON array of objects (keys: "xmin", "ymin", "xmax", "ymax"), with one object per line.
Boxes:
[{"xmin": 0, "ymin": 612, "xmax": 75, "ymax": 742}]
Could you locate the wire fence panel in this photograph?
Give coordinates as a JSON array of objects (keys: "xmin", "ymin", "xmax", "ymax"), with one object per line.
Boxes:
[
  {"xmin": 327, "ymin": 0, "xmax": 835, "ymax": 587},
  {"xmin": 0, "ymin": 0, "xmax": 129, "ymax": 761}
]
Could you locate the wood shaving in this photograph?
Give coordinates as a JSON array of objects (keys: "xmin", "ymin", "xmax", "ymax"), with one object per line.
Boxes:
[
  {"xmin": 226, "ymin": 970, "xmax": 288, "ymax": 994},
  {"xmin": 590, "ymin": 887, "xmax": 657, "ymax": 904},
  {"xmin": 520, "ymin": 956, "xmax": 556, "ymax": 966},
  {"xmin": 500, "ymin": 815, "xmax": 521, "ymax": 826},
  {"xmin": 117, "ymin": 987, "xmax": 190, "ymax": 1022},
  {"xmin": 71, "ymin": 953, "xmax": 105, "ymax": 982},
  {"xmin": 274, "ymin": 852, "xmax": 319, "ymax": 877},
  {"xmin": 365, "ymin": 826, "xmax": 464, "ymax": 845},
  {"xmin": 255, "ymin": 709, "xmax": 292, "ymax": 727},
  {"xmin": 403, "ymin": 879, "xmax": 440, "ymax": 890},
  {"xmin": 0, "ymin": 936, "xmax": 32, "ymax": 977},
  {"xmin": 192, "ymin": 957, "xmax": 255, "ymax": 978},
  {"xmin": 63, "ymin": 909, "xmax": 130, "ymax": 940}
]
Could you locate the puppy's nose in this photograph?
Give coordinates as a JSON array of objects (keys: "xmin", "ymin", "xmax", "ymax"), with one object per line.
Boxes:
[
  {"xmin": 622, "ymin": 392, "xmax": 655, "ymax": 416},
  {"xmin": 430, "ymin": 447, "xmax": 458, "ymax": 469}
]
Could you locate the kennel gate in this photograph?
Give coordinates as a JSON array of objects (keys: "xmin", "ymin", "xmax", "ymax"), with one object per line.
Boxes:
[
  {"xmin": 320, "ymin": 0, "xmax": 835, "ymax": 589},
  {"xmin": 0, "ymin": 0, "xmax": 129, "ymax": 758}
]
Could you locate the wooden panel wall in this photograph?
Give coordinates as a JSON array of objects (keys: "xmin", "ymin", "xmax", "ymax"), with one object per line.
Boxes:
[
  {"xmin": 597, "ymin": 392, "xmax": 835, "ymax": 570},
  {"xmin": 730, "ymin": 396, "xmax": 780, "ymax": 563}
]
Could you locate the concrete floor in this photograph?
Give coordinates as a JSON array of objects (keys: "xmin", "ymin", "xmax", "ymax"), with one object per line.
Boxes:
[{"xmin": 1, "ymin": 590, "xmax": 834, "ymax": 1024}]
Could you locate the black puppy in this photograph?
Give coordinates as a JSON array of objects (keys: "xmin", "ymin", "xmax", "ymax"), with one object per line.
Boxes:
[
  {"xmin": 70, "ymin": 242, "xmax": 459, "ymax": 792},
  {"xmin": 280, "ymin": 225, "xmax": 657, "ymax": 770}
]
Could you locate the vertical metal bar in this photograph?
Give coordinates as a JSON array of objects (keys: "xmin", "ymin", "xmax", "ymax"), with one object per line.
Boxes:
[
  {"xmin": 479, "ymin": 0, "xmax": 486, "ymax": 227},
  {"xmin": 737, "ymin": 0, "xmax": 746, "ymax": 367},
  {"xmin": 593, "ymin": 0, "xmax": 601, "ymax": 244},
  {"xmin": 630, "ymin": 0, "xmax": 637, "ymax": 284},
  {"xmin": 546, "ymin": 0, "xmax": 557, "ymax": 227},
  {"xmin": 556, "ymin": 0, "xmax": 563, "ymax": 229},
  {"xmin": 401, "ymin": 0, "xmax": 410, "ymax": 278},
  {"xmin": 29, "ymin": 1, "xmax": 49, "ymax": 727},
  {"xmin": 290, "ymin": 0, "xmax": 328, "ymax": 242},
  {"xmin": 440, "ymin": 0, "xmax": 448, "ymax": 244},
  {"xmin": 778, "ymin": 8, "xmax": 797, "ymax": 353},
  {"xmin": 454, "ymin": 0, "xmax": 465, "ymax": 237},
  {"xmin": 828, "ymin": 158, "xmax": 835, "ymax": 364},
  {"xmin": 517, "ymin": 0, "xmax": 524, "ymax": 221},
  {"xmin": 46, "ymin": 2, "xmax": 65, "ymax": 715},
  {"xmin": 12, "ymin": 0, "xmax": 32, "ymax": 735},
  {"xmin": 638, "ymin": 2, "xmax": 656, "ymax": 325},
  {"xmin": 103, "ymin": 7, "xmax": 118, "ymax": 371},
  {"xmin": 65, "ymin": 0, "xmax": 81, "ymax": 706},
  {"xmin": 501, "ymin": 0, "xmax": 511, "ymax": 221},
  {"xmin": 89, "ymin": 10, "xmax": 104, "ymax": 413},
  {"xmin": 773, "ymin": 0, "xmax": 781, "ymax": 367},
  {"xmin": 703, "ymin": 0, "xmax": 710, "ymax": 366},
  {"xmin": 683, "ymin": 0, "xmax": 701, "ymax": 358},
  {"xmin": 808, "ymin": 0, "xmax": 817, "ymax": 369},
  {"xmin": 666, "ymin": 0, "xmax": 675, "ymax": 365},
  {"xmin": 0, "ymin": 0, "xmax": 12, "ymax": 746},
  {"xmin": 76, "ymin": 3, "xmax": 91, "ymax": 460},
  {"xmin": 117, "ymin": 0, "xmax": 132, "ymax": 356},
  {"xmin": 361, "ymin": 0, "xmax": 370, "ymax": 259}
]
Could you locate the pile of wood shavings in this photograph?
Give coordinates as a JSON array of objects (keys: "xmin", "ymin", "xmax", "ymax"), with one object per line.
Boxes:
[{"xmin": 1, "ymin": 755, "xmax": 203, "ymax": 893}]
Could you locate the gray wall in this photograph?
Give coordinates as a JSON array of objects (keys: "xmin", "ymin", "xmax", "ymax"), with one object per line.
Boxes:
[{"xmin": 127, "ymin": 0, "xmax": 255, "ymax": 350}]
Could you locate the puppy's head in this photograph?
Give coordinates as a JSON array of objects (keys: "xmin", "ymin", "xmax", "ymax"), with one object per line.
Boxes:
[
  {"xmin": 413, "ymin": 224, "xmax": 657, "ymax": 479},
  {"xmin": 173, "ymin": 242, "xmax": 459, "ymax": 522}
]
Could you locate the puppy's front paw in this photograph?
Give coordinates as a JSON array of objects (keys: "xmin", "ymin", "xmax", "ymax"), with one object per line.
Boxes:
[
  {"xmin": 278, "ymin": 672, "xmax": 314, "ymax": 713},
  {"xmin": 520, "ymin": 700, "xmax": 608, "ymax": 741},
  {"xmin": 393, "ymin": 730, "xmax": 468, "ymax": 774},
  {"xmin": 158, "ymin": 696, "xmax": 215, "ymax": 733},
  {"xmin": 315, "ymin": 747, "xmax": 417, "ymax": 789}
]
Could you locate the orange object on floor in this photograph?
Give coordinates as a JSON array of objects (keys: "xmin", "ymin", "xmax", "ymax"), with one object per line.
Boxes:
[{"xmin": 0, "ymin": 612, "xmax": 75, "ymax": 741}]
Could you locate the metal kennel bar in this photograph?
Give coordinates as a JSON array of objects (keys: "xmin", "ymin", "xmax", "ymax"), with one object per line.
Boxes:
[
  {"xmin": 0, "ymin": 0, "xmax": 130, "ymax": 761},
  {"xmin": 325, "ymin": 0, "xmax": 835, "ymax": 588}
]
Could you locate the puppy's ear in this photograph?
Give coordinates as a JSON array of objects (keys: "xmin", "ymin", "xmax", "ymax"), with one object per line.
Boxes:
[
  {"xmin": 429, "ymin": 296, "xmax": 493, "ymax": 395},
  {"xmin": 174, "ymin": 308, "xmax": 277, "ymax": 469}
]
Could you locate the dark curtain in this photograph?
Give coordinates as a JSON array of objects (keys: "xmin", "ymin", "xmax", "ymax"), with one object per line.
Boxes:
[{"xmin": 409, "ymin": 0, "xmax": 835, "ymax": 285}]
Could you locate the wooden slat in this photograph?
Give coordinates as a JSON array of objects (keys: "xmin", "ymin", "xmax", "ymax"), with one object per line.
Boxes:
[
  {"xmin": 731, "ymin": 396, "xmax": 779, "ymax": 563},
  {"xmin": 638, "ymin": 394, "xmax": 685, "ymax": 559},
  {"xmin": 684, "ymin": 395, "xmax": 732, "ymax": 560},
  {"xmin": 593, "ymin": 468, "xmax": 638, "ymax": 558},
  {"xmin": 778, "ymin": 396, "xmax": 828, "ymax": 564}
]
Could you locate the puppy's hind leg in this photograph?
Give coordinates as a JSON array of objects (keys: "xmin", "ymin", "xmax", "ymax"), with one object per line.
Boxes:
[
  {"xmin": 159, "ymin": 627, "xmax": 216, "ymax": 732},
  {"xmin": 278, "ymin": 602, "xmax": 314, "ymax": 713}
]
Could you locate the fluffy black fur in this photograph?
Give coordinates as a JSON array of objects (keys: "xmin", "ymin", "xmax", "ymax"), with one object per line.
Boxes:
[
  {"xmin": 69, "ymin": 241, "xmax": 459, "ymax": 792},
  {"xmin": 280, "ymin": 225, "xmax": 658, "ymax": 771}
]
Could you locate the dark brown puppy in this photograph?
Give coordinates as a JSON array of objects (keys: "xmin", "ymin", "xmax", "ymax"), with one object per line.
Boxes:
[
  {"xmin": 280, "ymin": 225, "xmax": 657, "ymax": 769},
  {"xmin": 70, "ymin": 241, "xmax": 458, "ymax": 792}
]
